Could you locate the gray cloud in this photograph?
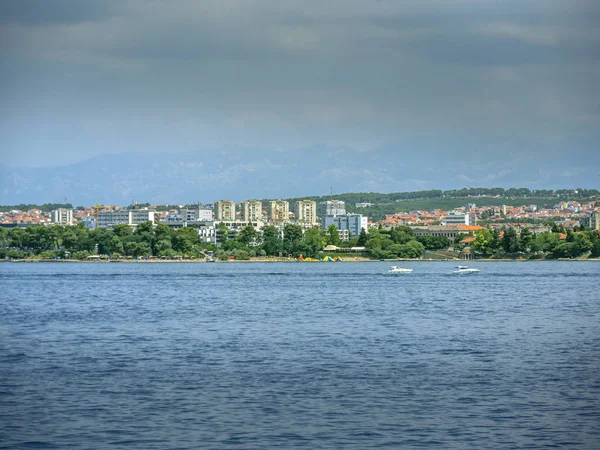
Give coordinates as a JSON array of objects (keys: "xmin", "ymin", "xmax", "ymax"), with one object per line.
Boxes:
[{"xmin": 0, "ymin": 0, "xmax": 598, "ymax": 172}]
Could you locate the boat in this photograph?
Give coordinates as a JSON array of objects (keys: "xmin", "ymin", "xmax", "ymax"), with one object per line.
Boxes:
[
  {"xmin": 454, "ymin": 265, "xmax": 479, "ymax": 274},
  {"xmin": 388, "ymin": 265, "xmax": 413, "ymax": 274}
]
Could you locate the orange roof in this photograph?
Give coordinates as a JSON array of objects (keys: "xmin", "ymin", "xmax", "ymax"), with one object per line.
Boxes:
[
  {"xmin": 456, "ymin": 225, "xmax": 484, "ymax": 231},
  {"xmin": 460, "ymin": 236, "xmax": 476, "ymax": 244}
]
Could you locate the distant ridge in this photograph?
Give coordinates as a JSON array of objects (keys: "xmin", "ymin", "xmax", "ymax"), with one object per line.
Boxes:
[{"xmin": 1, "ymin": 144, "xmax": 598, "ymax": 205}]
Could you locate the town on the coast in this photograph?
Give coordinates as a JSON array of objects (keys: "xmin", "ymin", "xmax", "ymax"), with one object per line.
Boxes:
[{"xmin": 1, "ymin": 188, "xmax": 599, "ymax": 261}]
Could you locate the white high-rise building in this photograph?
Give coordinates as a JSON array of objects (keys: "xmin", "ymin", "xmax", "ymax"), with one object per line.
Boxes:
[
  {"xmin": 51, "ymin": 208, "xmax": 74, "ymax": 226},
  {"xmin": 215, "ymin": 200, "xmax": 236, "ymax": 221},
  {"xmin": 295, "ymin": 200, "xmax": 317, "ymax": 225},
  {"xmin": 324, "ymin": 200, "xmax": 346, "ymax": 217}
]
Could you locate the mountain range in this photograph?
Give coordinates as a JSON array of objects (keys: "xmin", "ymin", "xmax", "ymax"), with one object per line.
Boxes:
[{"xmin": 1, "ymin": 144, "xmax": 598, "ymax": 205}]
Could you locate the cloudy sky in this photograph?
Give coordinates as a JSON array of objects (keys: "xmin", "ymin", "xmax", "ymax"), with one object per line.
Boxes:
[{"xmin": 1, "ymin": 0, "xmax": 599, "ymax": 168}]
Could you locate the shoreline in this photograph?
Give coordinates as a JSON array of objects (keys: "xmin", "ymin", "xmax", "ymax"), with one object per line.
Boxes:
[{"xmin": 2, "ymin": 257, "xmax": 598, "ymax": 263}]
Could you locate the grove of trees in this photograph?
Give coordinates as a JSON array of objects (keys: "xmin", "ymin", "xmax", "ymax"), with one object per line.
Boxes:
[
  {"xmin": 467, "ymin": 226, "xmax": 600, "ymax": 259},
  {"xmin": 2, "ymin": 222, "xmax": 598, "ymax": 261}
]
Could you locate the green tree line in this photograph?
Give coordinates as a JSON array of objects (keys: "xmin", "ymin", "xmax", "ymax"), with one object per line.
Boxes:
[
  {"xmin": 468, "ymin": 225, "xmax": 600, "ymax": 259},
  {"xmin": 0, "ymin": 222, "xmax": 451, "ymax": 261},
  {"xmin": 0, "ymin": 203, "xmax": 73, "ymax": 212}
]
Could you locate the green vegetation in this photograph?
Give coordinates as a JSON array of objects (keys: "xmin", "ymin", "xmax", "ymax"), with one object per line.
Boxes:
[
  {"xmin": 0, "ymin": 222, "xmax": 430, "ymax": 261},
  {"xmin": 0, "ymin": 203, "xmax": 73, "ymax": 212},
  {"xmin": 280, "ymin": 187, "xmax": 599, "ymax": 221},
  {"xmin": 464, "ymin": 225, "xmax": 600, "ymax": 259},
  {"xmin": 0, "ymin": 223, "xmax": 205, "ymax": 260}
]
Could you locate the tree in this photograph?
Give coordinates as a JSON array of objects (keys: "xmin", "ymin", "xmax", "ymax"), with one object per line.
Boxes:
[
  {"xmin": 303, "ymin": 227, "xmax": 326, "ymax": 257},
  {"xmin": 60, "ymin": 228, "xmax": 78, "ymax": 249},
  {"xmin": 237, "ymin": 225, "xmax": 260, "ymax": 247},
  {"xmin": 518, "ymin": 227, "xmax": 533, "ymax": 253},
  {"xmin": 261, "ymin": 226, "xmax": 283, "ymax": 256},
  {"xmin": 107, "ymin": 235, "xmax": 124, "ymax": 255},
  {"xmin": 113, "ymin": 224, "xmax": 133, "ymax": 237},
  {"xmin": 134, "ymin": 221, "xmax": 154, "ymax": 236},
  {"xmin": 591, "ymin": 239, "xmax": 600, "ymax": 258},
  {"xmin": 573, "ymin": 233, "xmax": 593, "ymax": 255},
  {"xmin": 124, "ymin": 241, "xmax": 152, "ymax": 258},
  {"xmin": 283, "ymin": 224, "xmax": 303, "ymax": 255},
  {"xmin": 473, "ymin": 229, "xmax": 494, "ymax": 256},
  {"xmin": 326, "ymin": 225, "xmax": 341, "ymax": 246},
  {"xmin": 357, "ymin": 228, "xmax": 368, "ymax": 246},
  {"xmin": 501, "ymin": 227, "xmax": 519, "ymax": 254},
  {"xmin": 173, "ymin": 227, "xmax": 200, "ymax": 254}
]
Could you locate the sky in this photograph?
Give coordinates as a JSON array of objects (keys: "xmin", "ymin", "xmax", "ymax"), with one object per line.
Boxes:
[{"xmin": 1, "ymin": 0, "xmax": 599, "ymax": 169}]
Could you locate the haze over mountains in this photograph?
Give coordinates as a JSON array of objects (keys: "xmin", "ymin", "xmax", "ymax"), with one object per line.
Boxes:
[{"xmin": 2, "ymin": 140, "xmax": 598, "ymax": 205}]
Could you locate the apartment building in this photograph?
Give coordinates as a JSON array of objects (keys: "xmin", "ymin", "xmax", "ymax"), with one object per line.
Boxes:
[
  {"xmin": 323, "ymin": 214, "xmax": 368, "ymax": 241},
  {"xmin": 243, "ymin": 200, "xmax": 263, "ymax": 223},
  {"xmin": 269, "ymin": 200, "xmax": 289, "ymax": 225},
  {"xmin": 51, "ymin": 208, "xmax": 74, "ymax": 226},
  {"xmin": 445, "ymin": 211, "xmax": 477, "ymax": 226},
  {"xmin": 97, "ymin": 210, "xmax": 156, "ymax": 229},
  {"xmin": 295, "ymin": 200, "xmax": 318, "ymax": 225},
  {"xmin": 215, "ymin": 200, "xmax": 236, "ymax": 221},
  {"xmin": 183, "ymin": 205, "xmax": 214, "ymax": 222},
  {"xmin": 324, "ymin": 200, "xmax": 346, "ymax": 217},
  {"xmin": 581, "ymin": 211, "xmax": 600, "ymax": 231}
]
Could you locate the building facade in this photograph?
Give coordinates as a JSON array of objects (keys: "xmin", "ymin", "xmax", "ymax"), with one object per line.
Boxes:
[
  {"xmin": 269, "ymin": 200, "xmax": 289, "ymax": 225},
  {"xmin": 242, "ymin": 200, "xmax": 263, "ymax": 223},
  {"xmin": 295, "ymin": 200, "xmax": 318, "ymax": 225},
  {"xmin": 97, "ymin": 210, "xmax": 156, "ymax": 229},
  {"xmin": 215, "ymin": 200, "xmax": 236, "ymax": 221},
  {"xmin": 51, "ymin": 208, "xmax": 74, "ymax": 226},
  {"xmin": 412, "ymin": 225, "xmax": 481, "ymax": 245},
  {"xmin": 324, "ymin": 200, "xmax": 346, "ymax": 217},
  {"xmin": 183, "ymin": 206, "xmax": 214, "ymax": 222},
  {"xmin": 323, "ymin": 214, "xmax": 368, "ymax": 241},
  {"xmin": 581, "ymin": 211, "xmax": 600, "ymax": 231},
  {"xmin": 445, "ymin": 211, "xmax": 477, "ymax": 226}
]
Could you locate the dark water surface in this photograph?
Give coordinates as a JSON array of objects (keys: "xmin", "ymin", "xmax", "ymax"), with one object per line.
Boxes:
[{"xmin": 1, "ymin": 261, "xmax": 599, "ymax": 449}]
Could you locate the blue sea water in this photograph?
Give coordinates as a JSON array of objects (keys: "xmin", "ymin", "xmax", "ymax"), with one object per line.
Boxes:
[{"xmin": 1, "ymin": 261, "xmax": 599, "ymax": 449}]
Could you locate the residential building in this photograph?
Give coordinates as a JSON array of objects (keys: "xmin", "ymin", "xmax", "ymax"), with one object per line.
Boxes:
[
  {"xmin": 445, "ymin": 211, "xmax": 476, "ymax": 226},
  {"xmin": 183, "ymin": 205, "xmax": 214, "ymax": 222},
  {"xmin": 295, "ymin": 200, "xmax": 317, "ymax": 226},
  {"xmin": 51, "ymin": 208, "xmax": 74, "ymax": 226},
  {"xmin": 195, "ymin": 221, "xmax": 217, "ymax": 245},
  {"xmin": 323, "ymin": 214, "xmax": 368, "ymax": 241},
  {"xmin": 269, "ymin": 200, "xmax": 289, "ymax": 225},
  {"xmin": 215, "ymin": 200, "xmax": 236, "ymax": 221},
  {"xmin": 412, "ymin": 225, "xmax": 483, "ymax": 244},
  {"xmin": 581, "ymin": 211, "xmax": 600, "ymax": 231},
  {"xmin": 324, "ymin": 200, "xmax": 346, "ymax": 217},
  {"xmin": 242, "ymin": 200, "xmax": 263, "ymax": 223},
  {"xmin": 97, "ymin": 210, "xmax": 156, "ymax": 229}
]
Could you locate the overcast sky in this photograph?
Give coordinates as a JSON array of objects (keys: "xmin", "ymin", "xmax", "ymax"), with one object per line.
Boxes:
[{"xmin": 1, "ymin": 0, "xmax": 599, "ymax": 167}]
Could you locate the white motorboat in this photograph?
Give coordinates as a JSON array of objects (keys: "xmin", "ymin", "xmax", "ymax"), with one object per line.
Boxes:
[
  {"xmin": 388, "ymin": 265, "xmax": 413, "ymax": 274},
  {"xmin": 454, "ymin": 265, "xmax": 480, "ymax": 274}
]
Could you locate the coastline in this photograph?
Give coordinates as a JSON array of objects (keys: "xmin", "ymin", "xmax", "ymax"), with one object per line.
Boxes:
[{"xmin": 3, "ymin": 257, "xmax": 598, "ymax": 263}]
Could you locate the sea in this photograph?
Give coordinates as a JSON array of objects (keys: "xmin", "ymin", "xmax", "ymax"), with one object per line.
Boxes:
[{"xmin": 1, "ymin": 261, "xmax": 599, "ymax": 449}]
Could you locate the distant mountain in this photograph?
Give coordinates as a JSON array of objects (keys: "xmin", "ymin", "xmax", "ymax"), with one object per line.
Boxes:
[{"xmin": 1, "ymin": 144, "xmax": 598, "ymax": 205}]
